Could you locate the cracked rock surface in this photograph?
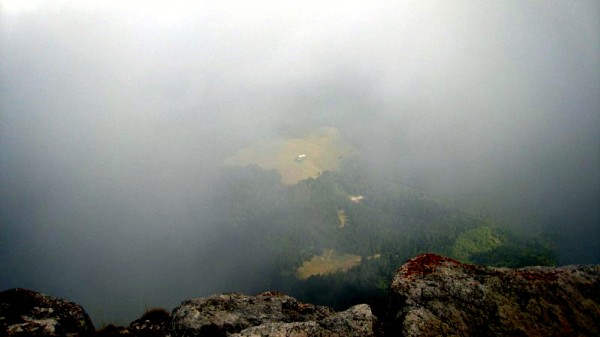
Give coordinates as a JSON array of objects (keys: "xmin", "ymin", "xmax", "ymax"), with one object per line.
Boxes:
[
  {"xmin": 0, "ymin": 288, "xmax": 95, "ymax": 337},
  {"xmin": 386, "ymin": 254, "xmax": 600, "ymax": 337},
  {"xmin": 170, "ymin": 292, "xmax": 374, "ymax": 337}
]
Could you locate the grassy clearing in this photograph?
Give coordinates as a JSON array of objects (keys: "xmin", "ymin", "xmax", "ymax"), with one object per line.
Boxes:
[
  {"xmin": 296, "ymin": 249, "xmax": 361, "ymax": 279},
  {"xmin": 337, "ymin": 209, "xmax": 348, "ymax": 228},
  {"xmin": 224, "ymin": 126, "xmax": 352, "ymax": 185}
]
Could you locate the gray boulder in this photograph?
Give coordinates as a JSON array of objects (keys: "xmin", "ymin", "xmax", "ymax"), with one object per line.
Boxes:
[
  {"xmin": 0, "ymin": 288, "xmax": 95, "ymax": 337},
  {"xmin": 232, "ymin": 304, "xmax": 374, "ymax": 337},
  {"xmin": 386, "ymin": 254, "xmax": 600, "ymax": 336},
  {"xmin": 170, "ymin": 292, "xmax": 374, "ymax": 337}
]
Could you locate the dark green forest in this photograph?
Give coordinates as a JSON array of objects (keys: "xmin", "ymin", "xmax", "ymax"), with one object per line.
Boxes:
[{"xmin": 204, "ymin": 154, "xmax": 556, "ymax": 317}]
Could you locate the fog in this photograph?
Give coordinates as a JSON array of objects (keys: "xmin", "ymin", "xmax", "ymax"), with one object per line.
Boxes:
[{"xmin": 1, "ymin": 0, "xmax": 598, "ymax": 324}]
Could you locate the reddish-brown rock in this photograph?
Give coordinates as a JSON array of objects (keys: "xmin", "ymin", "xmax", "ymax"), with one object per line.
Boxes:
[{"xmin": 386, "ymin": 253, "xmax": 600, "ymax": 336}]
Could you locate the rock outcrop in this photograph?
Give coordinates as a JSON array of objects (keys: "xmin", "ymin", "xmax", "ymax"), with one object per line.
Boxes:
[
  {"xmin": 386, "ymin": 254, "xmax": 600, "ymax": 337},
  {"xmin": 170, "ymin": 292, "xmax": 375, "ymax": 337},
  {"xmin": 96, "ymin": 308, "xmax": 172, "ymax": 337},
  {"xmin": 2, "ymin": 255, "xmax": 599, "ymax": 336},
  {"xmin": 230, "ymin": 304, "xmax": 373, "ymax": 337},
  {"xmin": 0, "ymin": 288, "xmax": 95, "ymax": 337}
]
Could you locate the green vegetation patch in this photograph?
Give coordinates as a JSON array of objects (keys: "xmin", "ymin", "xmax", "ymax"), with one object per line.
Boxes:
[
  {"xmin": 451, "ymin": 226, "xmax": 557, "ymax": 267},
  {"xmin": 296, "ymin": 249, "xmax": 361, "ymax": 279},
  {"xmin": 224, "ymin": 126, "xmax": 352, "ymax": 185},
  {"xmin": 451, "ymin": 226, "xmax": 504, "ymax": 262}
]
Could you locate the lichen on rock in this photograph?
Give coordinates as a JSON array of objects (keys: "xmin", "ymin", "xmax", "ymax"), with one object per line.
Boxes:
[
  {"xmin": 386, "ymin": 253, "xmax": 600, "ymax": 337},
  {"xmin": 170, "ymin": 292, "xmax": 374, "ymax": 337},
  {"xmin": 0, "ymin": 288, "xmax": 95, "ymax": 337}
]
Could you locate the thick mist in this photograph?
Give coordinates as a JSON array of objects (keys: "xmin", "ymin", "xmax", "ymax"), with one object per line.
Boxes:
[{"xmin": 1, "ymin": 0, "xmax": 598, "ymax": 324}]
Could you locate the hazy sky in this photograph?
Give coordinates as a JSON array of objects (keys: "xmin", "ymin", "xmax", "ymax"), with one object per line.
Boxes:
[{"xmin": 1, "ymin": 0, "xmax": 599, "ymax": 325}]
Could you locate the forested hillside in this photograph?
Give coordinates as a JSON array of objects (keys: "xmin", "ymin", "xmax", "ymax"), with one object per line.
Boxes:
[{"xmin": 207, "ymin": 152, "xmax": 556, "ymax": 316}]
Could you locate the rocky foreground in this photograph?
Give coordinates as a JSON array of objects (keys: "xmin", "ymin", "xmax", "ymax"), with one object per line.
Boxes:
[
  {"xmin": 1, "ymin": 254, "xmax": 599, "ymax": 336},
  {"xmin": 387, "ymin": 254, "xmax": 600, "ymax": 336}
]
